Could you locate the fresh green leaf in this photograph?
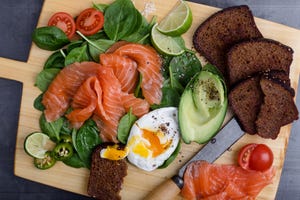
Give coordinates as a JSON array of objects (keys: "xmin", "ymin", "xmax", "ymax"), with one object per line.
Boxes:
[
  {"xmin": 134, "ymin": 73, "xmax": 143, "ymax": 98},
  {"xmin": 151, "ymin": 87, "xmax": 181, "ymax": 109},
  {"xmin": 86, "ymin": 31, "xmax": 109, "ymax": 40},
  {"xmin": 33, "ymin": 93, "xmax": 45, "ymax": 111},
  {"xmin": 64, "ymin": 44, "xmax": 89, "ymax": 66},
  {"xmin": 32, "ymin": 26, "xmax": 70, "ymax": 51},
  {"xmin": 66, "ymin": 40, "xmax": 84, "ymax": 53},
  {"xmin": 104, "ymin": 0, "xmax": 140, "ymax": 41},
  {"xmin": 169, "ymin": 52, "xmax": 202, "ymax": 87},
  {"xmin": 35, "ymin": 68, "xmax": 60, "ymax": 92},
  {"xmin": 93, "ymin": 3, "xmax": 108, "ymax": 12},
  {"xmin": 89, "ymin": 39, "xmax": 115, "ymax": 62},
  {"xmin": 75, "ymin": 119, "xmax": 102, "ymax": 168},
  {"xmin": 63, "ymin": 152, "xmax": 87, "ymax": 168},
  {"xmin": 39, "ymin": 114, "xmax": 64, "ymax": 142},
  {"xmin": 117, "ymin": 109, "xmax": 137, "ymax": 144},
  {"xmin": 44, "ymin": 51, "xmax": 65, "ymax": 69}
]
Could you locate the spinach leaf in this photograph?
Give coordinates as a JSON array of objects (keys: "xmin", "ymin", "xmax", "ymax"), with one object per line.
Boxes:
[
  {"xmin": 44, "ymin": 51, "xmax": 65, "ymax": 69},
  {"xmin": 64, "ymin": 44, "xmax": 89, "ymax": 66},
  {"xmin": 60, "ymin": 118, "xmax": 72, "ymax": 135},
  {"xmin": 75, "ymin": 119, "xmax": 102, "ymax": 168},
  {"xmin": 86, "ymin": 31, "xmax": 109, "ymax": 40},
  {"xmin": 151, "ymin": 87, "xmax": 181, "ymax": 109},
  {"xmin": 104, "ymin": 0, "xmax": 140, "ymax": 41},
  {"xmin": 89, "ymin": 39, "xmax": 115, "ymax": 62},
  {"xmin": 33, "ymin": 93, "xmax": 45, "ymax": 111},
  {"xmin": 117, "ymin": 109, "xmax": 137, "ymax": 144},
  {"xmin": 32, "ymin": 26, "xmax": 70, "ymax": 51},
  {"xmin": 93, "ymin": 3, "xmax": 108, "ymax": 12},
  {"xmin": 169, "ymin": 52, "xmax": 202, "ymax": 87},
  {"xmin": 35, "ymin": 68, "xmax": 60, "ymax": 92},
  {"xmin": 39, "ymin": 114, "xmax": 64, "ymax": 142},
  {"xmin": 63, "ymin": 152, "xmax": 87, "ymax": 168},
  {"xmin": 66, "ymin": 40, "xmax": 84, "ymax": 53}
]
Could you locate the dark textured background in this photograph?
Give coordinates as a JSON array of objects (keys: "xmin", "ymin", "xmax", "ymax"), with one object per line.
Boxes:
[{"xmin": 0, "ymin": 0, "xmax": 300, "ymax": 199}]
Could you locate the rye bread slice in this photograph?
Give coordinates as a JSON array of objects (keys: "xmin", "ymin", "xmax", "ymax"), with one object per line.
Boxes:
[
  {"xmin": 256, "ymin": 77, "xmax": 298, "ymax": 139},
  {"xmin": 87, "ymin": 144, "xmax": 128, "ymax": 200},
  {"xmin": 229, "ymin": 75, "xmax": 263, "ymax": 134},
  {"xmin": 193, "ymin": 5, "xmax": 262, "ymax": 77},
  {"xmin": 227, "ymin": 38, "xmax": 293, "ymax": 86}
]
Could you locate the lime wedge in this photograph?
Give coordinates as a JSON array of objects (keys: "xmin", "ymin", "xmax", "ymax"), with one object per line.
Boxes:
[
  {"xmin": 157, "ymin": 0, "xmax": 192, "ymax": 36},
  {"xmin": 151, "ymin": 23, "xmax": 185, "ymax": 56},
  {"xmin": 24, "ymin": 132, "xmax": 54, "ymax": 159}
]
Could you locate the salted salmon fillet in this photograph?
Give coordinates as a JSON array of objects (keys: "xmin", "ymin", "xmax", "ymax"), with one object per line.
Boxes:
[
  {"xmin": 42, "ymin": 43, "xmax": 163, "ymax": 143},
  {"xmin": 42, "ymin": 62, "xmax": 101, "ymax": 122},
  {"xmin": 121, "ymin": 93, "xmax": 150, "ymax": 117},
  {"xmin": 181, "ymin": 160, "xmax": 275, "ymax": 200},
  {"xmin": 114, "ymin": 43, "xmax": 163, "ymax": 105},
  {"xmin": 100, "ymin": 53, "xmax": 138, "ymax": 93},
  {"xmin": 94, "ymin": 66, "xmax": 125, "ymax": 142},
  {"xmin": 66, "ymin": 76, "xmax": 102, "ymax": 129}
]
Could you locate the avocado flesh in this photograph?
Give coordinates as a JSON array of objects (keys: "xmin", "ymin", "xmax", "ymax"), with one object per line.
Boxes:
[{"xmin": 179, "ymin": 70, "xmax": 228, "ymax": 144}]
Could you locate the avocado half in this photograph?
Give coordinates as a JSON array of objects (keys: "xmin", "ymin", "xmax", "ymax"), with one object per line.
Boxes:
[{"xmin": 178, "ymin": 64, "xmax": 228, "ymax": 144}]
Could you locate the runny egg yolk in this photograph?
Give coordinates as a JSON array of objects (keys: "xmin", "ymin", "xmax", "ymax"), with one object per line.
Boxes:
[
  {"xmin": 100, "ymin": 144, "xmax": 129, "ymax": 160},
  {"xmin": 129, "ymin": 129, "xmax": 172, "ymax": 158}
]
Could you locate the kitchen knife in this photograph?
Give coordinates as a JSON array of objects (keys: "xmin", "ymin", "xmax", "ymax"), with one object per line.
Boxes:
[{"xmin": 144, "ymin": 117, "xmax": 244, "ymax": 200}]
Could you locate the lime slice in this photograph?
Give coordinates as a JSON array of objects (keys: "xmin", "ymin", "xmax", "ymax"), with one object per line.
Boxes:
[
  {"xmin": 157, "ymin": 0, "xmax": 192, "ymax": 36},
  {"xmin": 151, "ymin": 23, "xmax": 185, "ymax": 56},
  {"xmin": 24, "ymin": 132, "xmax": 54, "ymax": 159}
]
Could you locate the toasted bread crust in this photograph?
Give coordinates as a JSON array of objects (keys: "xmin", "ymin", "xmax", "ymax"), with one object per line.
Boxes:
[
  {"xmin": 227, "ymin": 38, "xmax": 293, "ymax": 86},
  {"xmin": 229, "ymin": 75, "xmax": 263, "ymax": 134},
  {"xmin": 87, "ymin": 144, "xmax": 127, "ymax": 200},
  {"xmin": 256, "ymin": 77, "xmax": 298, "ymax": 139},
  {"xmin": 229, "ymin": 72, "xmax": 298, "ymax": 138},
  {"xmin": 193, "ymin": 5, "xmax": 262, "ymax": 77}
]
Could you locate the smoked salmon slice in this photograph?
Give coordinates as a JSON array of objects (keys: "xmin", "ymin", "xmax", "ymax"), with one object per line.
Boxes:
[
  {"xmin": 66, "ymin": 76, "xmax": 102, "ymax": 129},
  {"xmin": 42, "ymin": 62, "xmax": 101, "ymax": 122},
  {"xmin": 94, "ymin": 66, "xmax": 125, "ymax": 142},
  {"xmin": 114, "ymin": 43, "xmax": 163, "ymax": 105},
  {"xmin": 100, "ymin": 53, "xmax": 138, "ymax": 93},
  {"xmin": 121, "ymin": 93, "xmax": 150, "ymax": 117},
  {"xmin": 181, "ymin": 160, "xmax": 275, "ymax": 200}
]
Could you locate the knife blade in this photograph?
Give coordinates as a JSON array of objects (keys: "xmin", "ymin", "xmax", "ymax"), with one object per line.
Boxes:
[{"xmin": 144, "ymin": 117, "xmax": 244, "ymax": 200}]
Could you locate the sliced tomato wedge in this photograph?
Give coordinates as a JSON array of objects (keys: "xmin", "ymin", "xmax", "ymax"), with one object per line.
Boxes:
[
  {"xmin": 76, "ymin": 8, "xmax": 104, "ymax": 36},
  {"xmin": 238, "ymin": 143, "xmax": 274, "ymax": 172},
  {"xmin": 48, "ymin": 12, "xmax": 76, "ymax": 39}
]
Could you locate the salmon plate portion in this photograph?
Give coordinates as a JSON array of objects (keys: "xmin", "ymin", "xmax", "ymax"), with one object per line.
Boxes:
[
  {"xmin": 181, "ymin": 160, "xmax": 276, "ymax": 199},
  {"xmin": 41, "ymin": 43, "xmax": 163, "ymax": 143}
]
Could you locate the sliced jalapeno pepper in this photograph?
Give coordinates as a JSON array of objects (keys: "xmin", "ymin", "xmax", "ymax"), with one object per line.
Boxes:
[
  {"xmin": 34, "ymin": 151, "xmax": 56, "ymax": 170},
  {"xmin": 53, "ymin": 142, "xmax": 73, "ymax": 161},
  {"xmin": 59, "ymin": 134, "xmax": 72, "ymax": 144}
]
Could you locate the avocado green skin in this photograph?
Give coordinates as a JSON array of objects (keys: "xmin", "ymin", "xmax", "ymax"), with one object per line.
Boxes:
[{"xmin": 178, "ymin": 65, "xmax": 228, "ymax": 144}]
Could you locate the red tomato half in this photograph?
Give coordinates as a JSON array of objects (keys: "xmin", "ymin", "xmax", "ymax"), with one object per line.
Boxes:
[
  {"xmin": 48, "ymin": 12, "xmax": 76, "ymax": 39},
  {"xmin": 238, "ymin": 143, "xmax": 274, "ymax": 172},
  {"xmin": 76, "ymin": 8, "xmax": 104, "ymax": 36}
]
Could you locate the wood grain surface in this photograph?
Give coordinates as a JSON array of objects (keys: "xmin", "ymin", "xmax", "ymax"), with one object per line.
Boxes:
[{"xmin": 0, "ymin": 0, "xmax": 299, "ymax": 199}]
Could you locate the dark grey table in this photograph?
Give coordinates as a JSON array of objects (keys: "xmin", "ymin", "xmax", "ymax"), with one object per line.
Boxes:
[{"xmin": 0, "ymin": 0, "xmax": 299, "ymax": 199}]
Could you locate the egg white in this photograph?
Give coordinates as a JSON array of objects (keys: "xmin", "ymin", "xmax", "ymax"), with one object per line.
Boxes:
[{"xmin": 126, "ymin": 107, "xmax": 180, "ymax": 171}]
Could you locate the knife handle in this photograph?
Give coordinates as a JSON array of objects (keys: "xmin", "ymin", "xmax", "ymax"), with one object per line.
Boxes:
[{"xmin": 144, "ymin": 175, "xmax": 184, "ymax": 200}]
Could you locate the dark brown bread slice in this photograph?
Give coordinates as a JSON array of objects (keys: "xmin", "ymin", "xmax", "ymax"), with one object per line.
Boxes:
[
  {"xmin": 229, "ymin": 75, "xmax": 263, "ymax": 134},
  {"xmin": 227, "ymin": 38, "xmax": 293, "ymax": 86},
  {"xmin": 87, "ymin": 144, "xmax": 128, "ymax": 200},
  {"xmin": 193, "ymin": 5, "xmax": 262, "ymax": 77},
  {"xmin": 256, "ymin": 77, "xmax": 298, "ymax": 139}
]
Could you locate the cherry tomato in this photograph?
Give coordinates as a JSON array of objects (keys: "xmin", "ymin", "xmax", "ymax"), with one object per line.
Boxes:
[
  {"xmin": 76, "ymin": 8, "xmax": 104, "ymax": 36},
  {"xmin": 48, "ymin": 12, "xmax": 76, "ymax": 39},
  {"xmin": 238, "ymin": 143, "xmax": 274, "ymax": 172}
]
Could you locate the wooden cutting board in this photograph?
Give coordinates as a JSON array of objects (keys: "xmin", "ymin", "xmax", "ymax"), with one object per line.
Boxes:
[{"xmin": 0, "ymin": 0, "xmax": 298, "ymax": 199}]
